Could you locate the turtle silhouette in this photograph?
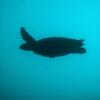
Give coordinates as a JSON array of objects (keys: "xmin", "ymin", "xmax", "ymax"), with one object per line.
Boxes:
[{"xmin": 19, "ymin": 27, "xmax": 86, "ymax": 58}]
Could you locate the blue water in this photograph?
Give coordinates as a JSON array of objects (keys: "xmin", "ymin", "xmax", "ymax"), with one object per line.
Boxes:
[{"xmin": 0, "ymin": 0, "xmax": 100, "ymax": 100}]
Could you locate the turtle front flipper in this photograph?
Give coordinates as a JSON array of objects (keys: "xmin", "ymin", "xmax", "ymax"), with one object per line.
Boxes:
[{"xmin": 20, "ymin": 27, "xmax": 36, "ymax": 44}]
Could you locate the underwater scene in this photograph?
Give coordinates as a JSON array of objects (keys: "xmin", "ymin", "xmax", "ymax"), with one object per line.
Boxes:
[{"xmin": 0, "ymin": 0, "xmax": 100, "ymax": 100}]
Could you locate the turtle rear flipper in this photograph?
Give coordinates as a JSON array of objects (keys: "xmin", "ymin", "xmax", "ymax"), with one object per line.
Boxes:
[{"xmin": 20, "ymin": 27, "xmax": 36, "ymax": 44}]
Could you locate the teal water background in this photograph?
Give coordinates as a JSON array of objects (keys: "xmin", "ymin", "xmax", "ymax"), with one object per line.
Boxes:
[{"xmin": 0, "ymin": 0, "xmax": 100, "ymax": 100}]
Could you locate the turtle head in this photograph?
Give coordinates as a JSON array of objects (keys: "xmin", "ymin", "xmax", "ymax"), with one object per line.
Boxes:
[{"xmin": 20, "ymin": 43, "xmax": 33, "ymax": 51}]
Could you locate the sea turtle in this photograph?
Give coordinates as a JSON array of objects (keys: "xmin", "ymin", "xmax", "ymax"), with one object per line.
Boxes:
[{"xmin": 20, "ymin": 27, "xmax": 86, "ymax": 58}]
